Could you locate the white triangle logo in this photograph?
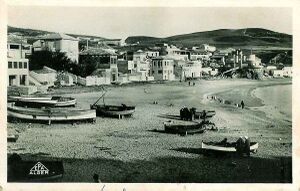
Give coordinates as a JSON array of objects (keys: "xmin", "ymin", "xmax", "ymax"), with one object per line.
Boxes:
[{"xmin": 29, "ymin": 162, "xmax": 49, "ymax": 175}]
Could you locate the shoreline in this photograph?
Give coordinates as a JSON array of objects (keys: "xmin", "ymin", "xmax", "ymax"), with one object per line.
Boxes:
[{"xmin": 210, "ymin": 79, "xmax": 292, "ymax": 108}]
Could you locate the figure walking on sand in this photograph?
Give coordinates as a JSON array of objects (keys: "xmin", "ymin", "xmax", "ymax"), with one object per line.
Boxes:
[{"xmin": 241, "ymin": 100, "xmax": 245, "ymax": 109}]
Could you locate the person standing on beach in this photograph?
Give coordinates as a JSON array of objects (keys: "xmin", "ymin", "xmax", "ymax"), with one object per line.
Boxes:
[{"xmin": 241, "ymin": 100, "xmax": 245, "ymax": 109}]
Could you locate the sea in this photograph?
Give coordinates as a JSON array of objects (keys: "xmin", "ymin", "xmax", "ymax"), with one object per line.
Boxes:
[{"xmin": 253, "ymin": 84, "xmax": 292, "ymax": 119}]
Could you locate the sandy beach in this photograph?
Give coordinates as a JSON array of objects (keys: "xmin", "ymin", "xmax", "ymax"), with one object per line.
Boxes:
[{"xmin": 7, "ymin": 78, "xmax": 292, "ymax": 183}]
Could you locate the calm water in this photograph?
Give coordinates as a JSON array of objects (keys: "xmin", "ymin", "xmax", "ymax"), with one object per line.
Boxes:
[{"xmin": 254, "ymin": 84, "xmax": 292, "ymax": 118}]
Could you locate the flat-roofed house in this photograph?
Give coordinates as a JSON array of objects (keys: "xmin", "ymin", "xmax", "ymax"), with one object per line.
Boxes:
[
  {"xmin": 151, "ymin": 56, "xmax": 175, "ymax": 81},
  {"xmin": 7, "ymin": 38, "xmax": 31, "ymax": 86},
  {"xmin": 33, "ymin": 33, "xmax": 79, "ymax": 63},
  {"xmin": 179, "ymin": 61, "xmax": 202, "ymax": 80}
]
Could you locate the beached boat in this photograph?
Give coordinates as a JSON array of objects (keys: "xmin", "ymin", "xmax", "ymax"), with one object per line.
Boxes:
[
  {"xmin": 7, "ymin": 134, "xmax": 19, "ymax": 142},
  {"xmin": 8, "ymin": 154, "xmax": 64, "ymax": 182},
  {"xmin": 7, "ymin": 105, "xmax": 96, "ymax": 124},
  {"xmin": 90, "ymin": 104, "xmax": 135, "ymax": 119},
  {"xmin": 90, "ymin": 90, "xmax": 135, "ymax": 119},
  {"xmin": 201, "ymin": 141, "xmax": 259, "ymax": 153},
  {"xmin": 164, "ymin": 120, "xmax": 205, "ymax": 135},
  {"xmin": 8, "ymin": 96, "xmax": 76, "ymax": 108}
]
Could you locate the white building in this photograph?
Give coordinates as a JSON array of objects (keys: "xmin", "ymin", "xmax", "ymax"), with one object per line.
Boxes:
[
  {"xmin": 151, "ymin": 57, "xmax": 175, "ymax": 81},
  {"xmin": 190, "ymin": 50, "xmax": 211, "ymax": 61},
  {"xmin": 273, "ymin": 70, "xmax": 284, "ymax": 78},
  {"xmin": 29, "ymin": 66, "xmax": 57, "ymax": 87},
  {"xmin": 166, "ymin": 45, "xmax": 181, "ymax": 55},
  {"xmin": 145, "ymin": 50, "xmax": 159, "ymax": 58},
  {"xmin": 33, "ymin": 33, "xmax": 79, "ymax": 63},
  {"xmin": 180, "ymin": 61, "xmax": 202, "ymax": 79},
  {"xmin": 248, "ymin": 54, "xmax": 262, "ymax": 68},
  {"xmin": 202, "ymin": 67, "xmax": 218, "ymax": 76},
  {"xmin": 7, "ymin": 39, "xmax": 31, "ymax": 86},
  {"xmin": 194, "ymin": 44, "xmax": 216, "ymax": 52},
  {"xmin": 283, "ymin": 67, "xmax": 293, "ymax": 77}
]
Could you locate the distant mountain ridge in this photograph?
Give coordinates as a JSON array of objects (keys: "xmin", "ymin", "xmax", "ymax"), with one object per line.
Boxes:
[{"xmin": 126, "ymin": 28, "xmax": 292, "ymax": 49}]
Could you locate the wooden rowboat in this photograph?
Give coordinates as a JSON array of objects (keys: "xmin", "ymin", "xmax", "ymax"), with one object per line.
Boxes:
[
  {"xmin": 8, "ymin": 154, "xmax": 64, "ymax": 182},
  {"xmin": 8, "ymin": 96, "xmax": 76, "ymax": 108},
  {"xmin": 7, "ymin": 105, "xmax": 96, "ymax": 124},
  {"xmin": 164, "ymin": 120, "xmax": 205, "ymax": 135},
  {"xmin": 201, "ymin": 141, "xmax": 259, "ymax": 153},
  {"xmin": 90, "ymin": 104, "xmax": 135, "ymax": 119}
]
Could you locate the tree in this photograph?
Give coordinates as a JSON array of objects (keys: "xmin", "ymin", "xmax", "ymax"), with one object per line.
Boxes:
[{"xmin": 29, "ymin": 50, "xmax": 76, "ymax": 71}]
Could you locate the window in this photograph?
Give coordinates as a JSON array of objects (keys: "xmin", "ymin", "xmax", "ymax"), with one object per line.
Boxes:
[
  {"xmin": 13, "ymin": 62, "xmax": 18, "ymax": 68},
  {"xmin": 19, "ymin": 62, "xmax": 23, "ymax": 69},
  {"xmin": 10, "ymin": 44, "xmax": 20, "ymax": 49},
  {"xmin": 158, "ymin": 70, "xmax": 162, "ymax": 74},
  {"xmin": 24, "ymin": 62, "xmax": 28, "ymax": 69},
  {"xmin": 22, "ymin": 45, "xmax": 30, "ymax": 50},
  {"xmin": 8, "ymin": 62, "xmax": 12, "ymax": 68}
]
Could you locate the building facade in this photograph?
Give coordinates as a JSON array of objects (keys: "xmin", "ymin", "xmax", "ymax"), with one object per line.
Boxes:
[
  {"xmin": 151, "ymin": 57, "xmax": 175, "ymax": 81},
  {"xmin": 33, "ymin": 33, "xmax": 79, "ymax": 63},
  {"xmin": 7, "ymin": 39, "xmax": 31, "ymax": 86}
]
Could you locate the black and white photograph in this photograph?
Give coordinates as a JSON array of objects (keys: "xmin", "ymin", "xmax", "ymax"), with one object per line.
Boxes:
[{"xmin": 1, "ymin": 0, "xmax": 299, "ymax": 189}]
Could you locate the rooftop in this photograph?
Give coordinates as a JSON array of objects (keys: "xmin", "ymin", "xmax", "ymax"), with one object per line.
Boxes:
[
  {"xmin": 79, "ymin": 48, "xmax": 117, "ymax": 56},
  {"xmin": 40, "ymin": 33, "xmax": 78, "ymax": 41},
  {"xmin": 7, "ymin": 36, "xmax": 30, "ymax": 45}
]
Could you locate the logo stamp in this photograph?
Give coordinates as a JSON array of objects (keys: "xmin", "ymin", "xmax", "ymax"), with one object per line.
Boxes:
[{"xmin": 29, "ymin": 162, "xmax": 49, "ymax": 175}]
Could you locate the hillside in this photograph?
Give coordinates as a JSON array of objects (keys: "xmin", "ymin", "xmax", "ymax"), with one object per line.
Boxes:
[
  {"xmin": 8, "ymin": 26, "xmax": 107, "ymax": 42},
  {"xmin": 126, "ymin": 28, "xmax": 292, "ymax": 49}
]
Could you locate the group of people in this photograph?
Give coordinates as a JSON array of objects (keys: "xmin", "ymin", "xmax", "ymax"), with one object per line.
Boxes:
[
  {"xmin": 207, "ymin": 95, "xmax": 245, "ymax": 109},
  {"xmin": 219, "ymin": 136, "xmax": 251, "ymax": 156}
]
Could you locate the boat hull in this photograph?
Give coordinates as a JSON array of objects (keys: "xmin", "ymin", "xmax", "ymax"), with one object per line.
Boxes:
[
  {"xmin": 91, "ymin": 104, "xmax": 135, "ymax": 118},
  {"xmin": 9, "ymin": 96, "xmax": 76, "ymax": 108},
  {"xmin": 201, "ymin": 141, "xmax": 259, "ymax": 153},
  {"xmin": 7, "ymin": 105, "xmax": 96, "ymax": 123},
  {"xmin": 164, "ymin": 121, "xmax": 205, "ymax": 135}
]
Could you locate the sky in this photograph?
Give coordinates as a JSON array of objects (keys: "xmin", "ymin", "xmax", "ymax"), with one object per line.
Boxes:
[{"xmin": 8, "ymin": 6, "xmax": 292, "ymax": 39}]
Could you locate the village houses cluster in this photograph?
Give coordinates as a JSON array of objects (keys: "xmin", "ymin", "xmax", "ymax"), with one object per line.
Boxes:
[{"xmin": 7, "ymin": 33, "xmax": 293, "ymax": 95}]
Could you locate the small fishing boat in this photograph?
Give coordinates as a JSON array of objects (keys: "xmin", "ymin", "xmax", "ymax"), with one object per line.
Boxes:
[
  {"xmin": 8, "ymin": 96, "xmax": 76, "ymax": 108},
  {"xmin": 201, "ymin": 141, "xmax": 259, "ymax": 153},
  {"xmin": 8, "ymin": 154, "xmax": 64, "ymax": 182},
  {"xmin": 91, "ymin": 104, "xmax": 136, "ymax": 119},
  {"xmin": 90, "ymin": 89, "xmax": 135, "ymax": 119},
  {"xmin": 7, "ymin": 134, "xmax": 19, "ymax": 142},
  {"xmin": 7, "ymin": 104, "xmax": 96, "ymax": 124},
  {"xmin": 164, "ymin": 120, "xmax": 205, "ymax": 135}
]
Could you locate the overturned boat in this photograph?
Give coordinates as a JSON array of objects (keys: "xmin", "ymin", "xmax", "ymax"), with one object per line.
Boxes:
[
  {"xmin": 90, "ymin": 90, "xmax": 135, "ymax": 119},
  {"xmin": 7, "ymin": 104, "xmax": 96, "ymax": 124},
  {"xmin": 164, "ymin": 120, "xmax": 205, "ymax": 135},
  {"xmin": 201, "ymin": 141, "xmax": 259, "ymax": 154},
  {"xmin": 8, "ymin": 96, "xmax": 76, "ymax": 108}
]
